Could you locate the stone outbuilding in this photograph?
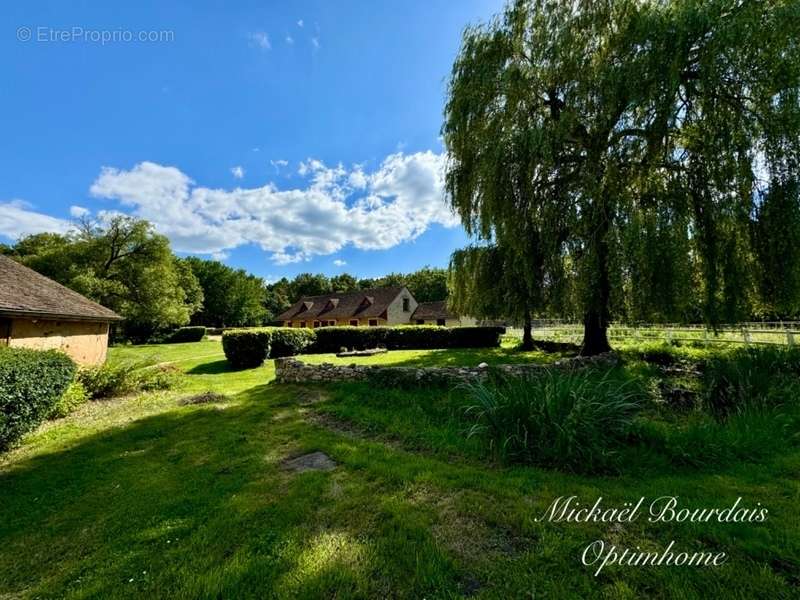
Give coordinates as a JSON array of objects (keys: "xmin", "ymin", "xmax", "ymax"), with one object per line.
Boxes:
[
  {"xmin": 411, "ymin": 300, "xmax": 477, "ymax": 327},
  {"xmin": 0, "ymin": 255, "xmax": 123, "ymax": 365}
]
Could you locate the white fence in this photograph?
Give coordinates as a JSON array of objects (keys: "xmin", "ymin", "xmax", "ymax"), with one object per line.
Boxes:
[{"xmin": 506, "ymin": 322, "xmax": 800, "ymax": 347}]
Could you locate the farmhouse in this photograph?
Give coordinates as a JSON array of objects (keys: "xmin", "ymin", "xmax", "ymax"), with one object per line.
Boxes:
[
  {"xmin": 0, "ymin": 255, "xmax": 122, "ymax": 365},
  {"xmin": 277, "ymin": 286, "xmax": 477, "ymax": 328}
]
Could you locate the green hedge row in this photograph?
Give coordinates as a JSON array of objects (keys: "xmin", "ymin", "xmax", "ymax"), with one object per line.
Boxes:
[
  {"xmin": 222, "ymin": 327, "xmax": 317, "ymax": 368},
  {"xmin": 164, "ymin": 326, "xmax": 206, "ymax": 343},
  {"xmin": 309, "ymin": 326, "xmax": 505, "ymax": 353},
  {"xmin": 270, "ymin": 328, "xmax": 317, "ymax": 357},
  {"xmin": 0, "ymin": 348, "xmax": 76, "ymax": 449},
  {"xmin": 222, "ymin": 325, "xmax": 505, "ymax": 368}
]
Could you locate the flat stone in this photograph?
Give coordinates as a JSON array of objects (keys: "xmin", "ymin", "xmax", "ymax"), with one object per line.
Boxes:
[{"xmin": 282, "ymin": 451, "xmax": 337, "ymax": 473}]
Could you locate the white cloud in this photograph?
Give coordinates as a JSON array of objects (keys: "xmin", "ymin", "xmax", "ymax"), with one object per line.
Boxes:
[
  {"xmin": 69, "ymin": 205, "xmax": 90, "ymax": 218},
  {"xmin": 88, "ymin": 151, "xmax": 458, "ymax": 264},
  {"xmin": 231, "ymin": 166, "xmax": 245, "ymax": 179},
  {"xmin": 297, "ymin": 19, "xmax": 304, "ymax": 27},
  {"xmin": 248, "ymin": 31, "xmax": 271, "ymax": 50},
  {"xmin": 333, "ymin": 259, "xmax": 347, "ymax": 267},
  {"xmin": 0, "ymin": 200, "xmax": 72, "ymax": 240},
  {"xmin": 285, "ymin": 34, "xmax": 294, "ymax": 45},
  {"xmin": 311, "ymin": 36, "xmax": 320, "ymax": 49},
  {"xmin": 348, "ymin": 166, "xmax": 367, "ymax": 190},
  {"xmin": 270, "ymin": 159, "xmax": 289, "ymax": 173}
]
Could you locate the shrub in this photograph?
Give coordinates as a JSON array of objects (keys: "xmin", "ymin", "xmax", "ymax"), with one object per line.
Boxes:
[
  {"xmin": 49, "ymin": 381, "xmax": 88, "ymax": 419},
  {"xmin": 269, "ymin": 328, "xmax": 316, "ymax": 357},
  {"xmin": 164, "ymin": 326, "xmax": 206, "ymax": 343},
  {"xmin": 78, "ymin": 361, "xmax": 139, "ymax": 399},
  {"xmin": 78, "ymin": 359, "xmax": 181, "ymax": 399},
  {"xmin": 0, "ymin": 348, "xmax": 76, "ymax": 449},
  {"xmin": 137, "ymin": 364, "xmax": 183, "ymax": 391},
  {"xmin": 222, "ymin": 329, "xmax": 271, "ymax": 368},
  {"xmin": 463, "ymin": 368, "xmax": 643, "ymax": 472}
]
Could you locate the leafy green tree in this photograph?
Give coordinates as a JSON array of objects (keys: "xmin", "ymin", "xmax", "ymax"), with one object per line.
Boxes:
[
  {"xmin": 264, "ymin": 277, "xmax": 292, "ymax": 322},
  {"xmin": 183, "ymin": 258, "xmax": 267, "ymax": 327},
  {"xmin": 374, "ymin": 273, "xmax": 407, "ymax": 288},
  {"xmin": 330, "ymin": 273, "xmax": 359, "ymax": 292},
  {"xmin": 449, "ymin": 244, "xmax": 539, "ymax": 348},
  {"xmin": 288, "ymin": 273, "xmax": 332, "ymax": 299},
  {"xmin": 444, "ymin": 0, "xmax": 800, "ymax": 353},
  {"xmin": 404, "ymin": 267, "xmax": 448, "ymax": 303},
  {"xmin": 753, "ymin": 178, "xmax": 800, "ymax": 318},
  {"xmin": 6, "ymin": 216, "xmax": 202, "ymax": 340}
]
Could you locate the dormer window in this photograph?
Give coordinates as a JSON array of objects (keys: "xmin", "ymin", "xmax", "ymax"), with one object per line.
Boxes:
[
  {"xmin": 301, "ymin": 301, "xmax": 314, "ymax": 312},
  {"xmin": 324, "ymin": 298, "xmax": 339, "ymax": 311}
]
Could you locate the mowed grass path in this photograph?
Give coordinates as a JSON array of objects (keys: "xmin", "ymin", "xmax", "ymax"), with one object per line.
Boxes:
[{"xmin": 1, "ymin": 341, "xmax": 798, "ymax": 598}]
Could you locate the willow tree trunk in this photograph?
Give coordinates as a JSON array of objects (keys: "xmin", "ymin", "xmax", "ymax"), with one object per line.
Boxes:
[
  {"xmin": 581, "ymin": 191, "xmax": 612, "ymax": 356},
  {"xmin": 521, "ymin": 308, "xmax": 534, "ymax": 350}
]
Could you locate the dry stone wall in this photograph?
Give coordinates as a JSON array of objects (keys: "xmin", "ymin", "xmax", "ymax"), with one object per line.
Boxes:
[{"xmin": 274, "ymin": 352, "xmax": 620, "ymax": 385}]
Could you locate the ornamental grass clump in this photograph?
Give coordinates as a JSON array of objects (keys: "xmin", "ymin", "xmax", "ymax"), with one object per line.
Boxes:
[
  {"xmin": 77, "ymin": 359, "xmax": 181, "ymax": 399},
  {"xmin": 463, "ymin": 368, "xmax": 643, "ymax": 473},
  {"xmin": 703, "ymin": 346, "xmax": 800, "ymax": 418}
]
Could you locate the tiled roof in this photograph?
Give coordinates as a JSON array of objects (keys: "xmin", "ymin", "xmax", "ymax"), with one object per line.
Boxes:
[
  {"xmin": 0, "ymin": 255, "xmax": 123, "ymax": 322},
  {"xmin": 276, "ymin": 286, "xmax": 407, "ymax": 322},
  {"xmin": 411, "ymin": 300, "xmax": 454, "ymax": 321}
]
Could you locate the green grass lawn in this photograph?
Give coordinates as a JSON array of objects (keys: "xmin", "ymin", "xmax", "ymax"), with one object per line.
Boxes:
[{"xmin": 1, "ymin": 340, "xmax": 798, "ymax": 598}]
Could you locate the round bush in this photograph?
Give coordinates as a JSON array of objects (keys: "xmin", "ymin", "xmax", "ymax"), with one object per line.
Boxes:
[
  {"xmin": 222, "ymin": 329, "xmax": 271, "ymax": 368},
  {"xmin": 0, "ymin": 348, "xmax": 76, "ymax": 449}
]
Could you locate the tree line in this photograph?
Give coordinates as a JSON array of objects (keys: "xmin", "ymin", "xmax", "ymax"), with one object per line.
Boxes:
[{"xmin": 0, "ymin": 216, "xmax": 448, "ymax": 340}]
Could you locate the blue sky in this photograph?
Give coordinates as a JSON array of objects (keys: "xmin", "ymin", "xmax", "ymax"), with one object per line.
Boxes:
[{"xmin": 1, "ymin": 0, "xmax": 502, "ymax": 281}]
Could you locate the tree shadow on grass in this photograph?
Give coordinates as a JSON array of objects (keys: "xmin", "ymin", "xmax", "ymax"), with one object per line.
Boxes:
[
  {"xmin": 0, "ymin": 384, "xmax": 470, "ymax": 598},
  {"xmin": 185, "ymin": 358, "xmax": 234, "ymax": 375},
  {"xmin": 1, "ymin": 380, "xmax": 793, "ymax": 598}
]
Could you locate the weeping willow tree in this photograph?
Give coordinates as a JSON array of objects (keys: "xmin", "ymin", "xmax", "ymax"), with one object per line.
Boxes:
[
  {"xmin": 449, "ymin": 240, "xmax": 543, "ymax": 349},
  {"xmin": 444, "ymin": 0, "xmax": 800, "ymax": 354}
]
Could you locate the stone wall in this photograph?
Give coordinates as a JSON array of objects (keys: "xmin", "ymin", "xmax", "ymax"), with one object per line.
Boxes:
[{"xmin": 274, "ymin": 352, "xmax": 620, "ymax": 385}]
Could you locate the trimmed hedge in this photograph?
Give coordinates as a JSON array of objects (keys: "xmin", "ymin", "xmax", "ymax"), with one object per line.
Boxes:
[
  {"xmin": 222, "ymin": 329, "xmax": 271, "ymax": 368},
  {"xmin": 222, "ymin": 327, "xmax": 315, "ymax": 366},
  {"xmin": 269, "ymin": 328, "xmax": 316, "ymax": 358},
  {"xmin": 0, "ymin": 348, "xmax": 76, "ymax": 449},
  {"xmin": 165, "ymin": 326, "xmax": 206, "ymax": 343},
  {"xmin": 310, "ymin": 326, "xmax": 505, "ymax": 353},
  {"xmin": 222, "ymin": 326, "xmax": 505, "ymax": 368}
]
